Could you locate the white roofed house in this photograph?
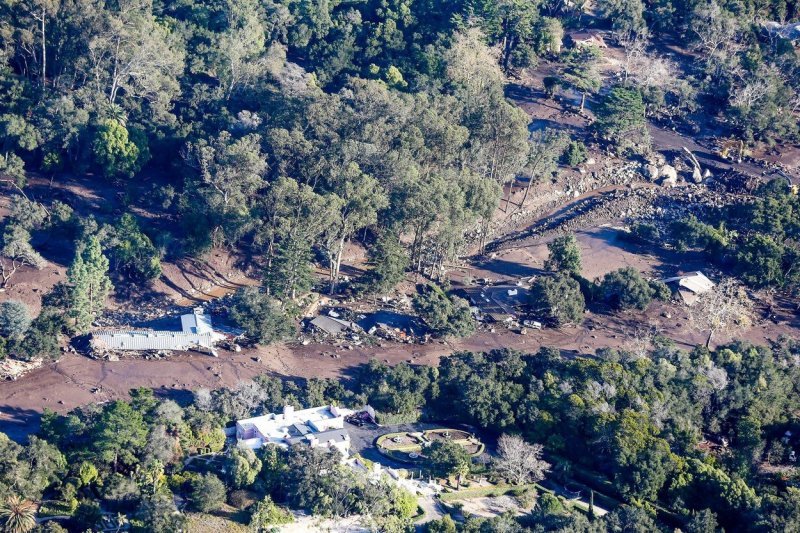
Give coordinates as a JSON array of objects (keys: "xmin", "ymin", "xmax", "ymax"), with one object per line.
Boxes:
[
  {"xmin": 90, "ymin": 307, "xmax": 225, "ymax": 356},
  {"xmin": 662, "ymin": 272, "xmax": 715, "ymax": 306},
  {"xmin": 236, "ymin": 405, "xmax": 354, "ymax": 457}
]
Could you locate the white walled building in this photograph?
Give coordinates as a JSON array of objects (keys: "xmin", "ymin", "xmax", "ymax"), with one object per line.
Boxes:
[{"xmin": 236, "ymin": 405, "xmax": 354, "ymax": 455}]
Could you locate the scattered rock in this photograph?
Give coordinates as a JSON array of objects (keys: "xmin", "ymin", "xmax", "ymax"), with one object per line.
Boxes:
[
  {"xmin": 642, "ymin": 164, "xmax": 659, "ymax": 181},
  {"xmin": 660, "ymin": 164, "xmax": 678, "ymax": 182}
]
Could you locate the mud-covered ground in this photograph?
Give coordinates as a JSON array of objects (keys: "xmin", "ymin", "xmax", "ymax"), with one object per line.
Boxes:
[
  {"xmin": 3, "ymin": 282, "xmax": 796, "ymax": 442},
  {"xmin": 2, "ymin": 41, "xmax": 799, "ymax": 444}
]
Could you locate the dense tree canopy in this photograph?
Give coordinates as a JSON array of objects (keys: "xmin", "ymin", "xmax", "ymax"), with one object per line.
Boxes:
[{"xmin": 0, "ymin": 0, "xmax": 798, "ymax": 530}]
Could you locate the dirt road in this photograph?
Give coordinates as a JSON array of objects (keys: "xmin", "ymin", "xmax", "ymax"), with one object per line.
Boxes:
[
  {"xmin": 4, "ymin": 294, "xmax": 794, "ymax": 443},
  {"xmin": 0, "ymin": 314, "xmax": 633, "ymax": 441}
]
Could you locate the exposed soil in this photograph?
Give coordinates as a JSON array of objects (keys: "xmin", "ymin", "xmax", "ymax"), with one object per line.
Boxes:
[
  {"xmin": 1, "ymin": 41, "xmax": 799, "ymax": 445},
  {"xmin": 3, "ymin": 282, "xmax": 796, "ymax": 442}
]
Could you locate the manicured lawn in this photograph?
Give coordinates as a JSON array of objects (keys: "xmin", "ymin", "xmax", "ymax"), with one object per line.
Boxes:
[
  {"xmin": 185, "ymin": 512, "xmax": 249, "ymax": 532},
  {"xmin": 439, "ymin": 483, "xmax": 538, "ymax": 502}
]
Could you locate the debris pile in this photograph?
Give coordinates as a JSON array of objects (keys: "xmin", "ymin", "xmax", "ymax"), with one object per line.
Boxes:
[
  {"xmin": 490, "ymin": 181, "xmax": 745, "ymax": 252},
  {"xmin": 95, "ymin": 297, "xmax": 184, "ymax": 327},
  {"xmin": 0, "ymin": 357, "xmax": 43, "ymax": 381},
  {"xmin": 301, "ymin": 306, "xmax": 424, "ymax": 345}
]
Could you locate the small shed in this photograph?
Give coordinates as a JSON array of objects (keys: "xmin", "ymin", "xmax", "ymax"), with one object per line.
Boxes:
[
  {"xmin": 310, "ymin": 315, "xmax": 359, "ymax": 336},
  {"xmin": 566, "ymin": 30, "xmax": 608, "ymax": 49},
  {"xmin": 662, "ymin": 272, "xmax": 714, "ymax": 305}
]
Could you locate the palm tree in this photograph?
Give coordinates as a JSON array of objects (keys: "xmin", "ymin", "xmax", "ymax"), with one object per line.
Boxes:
[{"xmin": 0, "ymin": 495, "xmax": 38, "ymax": 533}]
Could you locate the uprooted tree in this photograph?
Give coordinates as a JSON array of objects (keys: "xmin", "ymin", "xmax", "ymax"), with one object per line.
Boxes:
[{"xmin": 689, "ymin": 277, "xmax": 753, "ymax": 348}]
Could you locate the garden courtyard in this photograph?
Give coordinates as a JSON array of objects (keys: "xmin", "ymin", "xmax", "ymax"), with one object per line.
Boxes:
[{"xmin": 376, "ymin": 428, "xmax": 485, "ymax": 464}]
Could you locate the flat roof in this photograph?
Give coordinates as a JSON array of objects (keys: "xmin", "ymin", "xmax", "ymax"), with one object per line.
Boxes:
[
  {"xmin": 238, "ymin": 405, "xmax": 354, "ymax": 442},
  {"xmin": 461, "ymin": 285, "xmax": 530, "ymax": 318},
  {"xmin": 310, "ymin": 315, "xmax": 358, "ymax": 335},
  {"xmin": 662, "ymin": 272, "xmax": 714, "ymax": 294}
]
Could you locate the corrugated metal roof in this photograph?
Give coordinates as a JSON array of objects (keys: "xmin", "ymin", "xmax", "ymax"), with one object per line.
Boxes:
[
  {"xmin": 91, "ymin": 330, "xmax": 217, "ymax": 351},
  {"xmin": 310, "ymin": 315, "xmax": 358, "ymax": 335}
]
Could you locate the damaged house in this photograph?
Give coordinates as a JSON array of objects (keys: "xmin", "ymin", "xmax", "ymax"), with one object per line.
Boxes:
[
  {"xmin": 91, "ymin": 308, "xmax": 225, "ymax": 357},
  {"xmin": 309, "ymin": 314, "xmax": 361, "ymax": 336},
  {"xmin": 460, "ymin": 285, "xmax": 531, "ymax": 323},
  {"xmin": 662, "ymin": 271, "xmax": 714, "ymax": 305}
]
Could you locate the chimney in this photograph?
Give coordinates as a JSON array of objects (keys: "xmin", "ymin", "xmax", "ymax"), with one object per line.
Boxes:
[{"xmin": 283, "ymin": 405, "xmax": 294, "ymax": 420}]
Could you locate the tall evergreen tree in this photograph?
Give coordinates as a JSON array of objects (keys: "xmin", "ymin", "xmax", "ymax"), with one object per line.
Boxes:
[
  {"xmin": 67, "ymin": 235, "xmax": 112, "ymax": 332},
  {"xmin": 561, "ymin": 45, "xmax": 602, "ymax": 111},
  {"xmin": 358, "ymin": 232, "xmax": 408, "ymax": 296},
  {"xmin": 264, "ymin": 236, "xmax": 315, "ymax": 300},
  {"xmin": 594, "ymin": 86, "xmax": 649, "ymax": 151}
]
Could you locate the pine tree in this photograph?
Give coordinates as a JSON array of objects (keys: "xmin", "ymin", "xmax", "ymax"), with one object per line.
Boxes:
[
  {"xmin": 358, "ymin": 231, "xmax": 408, "ymax": 296},
  {"xmin": 68, "ymin": 236, "xmax": 112, "ymax": 332},
  {"xmin": 264, "ymin": 237, "xmax": 314, "ymax": 300}
]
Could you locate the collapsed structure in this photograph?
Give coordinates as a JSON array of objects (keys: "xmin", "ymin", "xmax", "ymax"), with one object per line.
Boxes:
[
  {"xmin": 90, "ymin": 308, "xmax": 224, "ymax": 356},
  {"xmin": 460, "ymin": 285, "xmax": 531, "ymax": 323},
  {"xmin": 235, "ymin": 404, "xmax": 354, "ymax": 456},
  {"xmin": 309, "ymin": 314, "xmax": 360, "ymax": 336},
  {"xmin": 662, "ymin": 271, "xmax": 715, "ymax": 306},
  {"xmin": 566, "ymin": 30, "xmax": 608, "ymax": 49}
]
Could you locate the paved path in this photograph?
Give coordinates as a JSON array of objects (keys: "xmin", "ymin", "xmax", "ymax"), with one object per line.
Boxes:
[{"xmin": 415, "ymin": 494, "xmax": 445, "ymax": 527}]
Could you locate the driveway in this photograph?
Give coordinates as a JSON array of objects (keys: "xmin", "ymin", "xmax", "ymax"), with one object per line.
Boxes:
[
  {"xmin": 345, "ymin": 422, "xmax": 451, "ymax": 528},
  {"xmin": 346, "ymin": 421, "xmax": 442, "ymax": 468},
  {"xmin": 415, "ymin": 493, "xmax": 446, "ymax": 528}
]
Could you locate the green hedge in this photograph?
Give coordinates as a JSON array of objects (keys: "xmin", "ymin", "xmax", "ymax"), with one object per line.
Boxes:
[
  {"xmin": 439, "ymin": 483, "xmax": 538, "ymax": 502},
  {"xmin": 375, "ymin": 410, "xmax": 421, "ymax": 425}
]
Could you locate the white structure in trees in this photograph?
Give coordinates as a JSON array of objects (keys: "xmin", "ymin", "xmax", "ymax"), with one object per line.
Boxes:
[{"xmin": 236, "ymin": 405, "xmax": 354, "ymax": 456}]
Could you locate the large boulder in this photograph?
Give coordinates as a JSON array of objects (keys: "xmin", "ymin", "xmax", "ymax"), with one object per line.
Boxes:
[
  {"xmin": 659, "ymin": 164, "xmax": 678, "ymax": 187},
  {"xmin": 642, "ymin": 163, "xmax": 659, "ymax": 181}
]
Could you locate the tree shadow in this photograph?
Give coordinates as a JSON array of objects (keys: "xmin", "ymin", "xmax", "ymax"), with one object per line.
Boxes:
[
  {"xmin": 159, "ymin": 273, "xmax": 204, "ymax": 304},
  {"xmin": 506, "ymin": 84, "xmax": 566, "ymax": 114},
  {"xmin": 339, "ymin": 264, "xmax": 366, "ymax": 278},
  {"xmin": 0, "ymin": 405, "xmax": 43, "ymax": 443},
  {"xmin": 150, "ymin": 386, "xmax": 195, "ymax": 407},
  {"xmin": 473, "ymin": 259, "xmax": 544, "ymax": 279}
]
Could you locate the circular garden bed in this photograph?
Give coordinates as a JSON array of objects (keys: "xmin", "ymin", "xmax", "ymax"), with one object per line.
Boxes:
[{"xmin": 376, "ymin": 428, "xmax": 485, "ymax": 464}]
